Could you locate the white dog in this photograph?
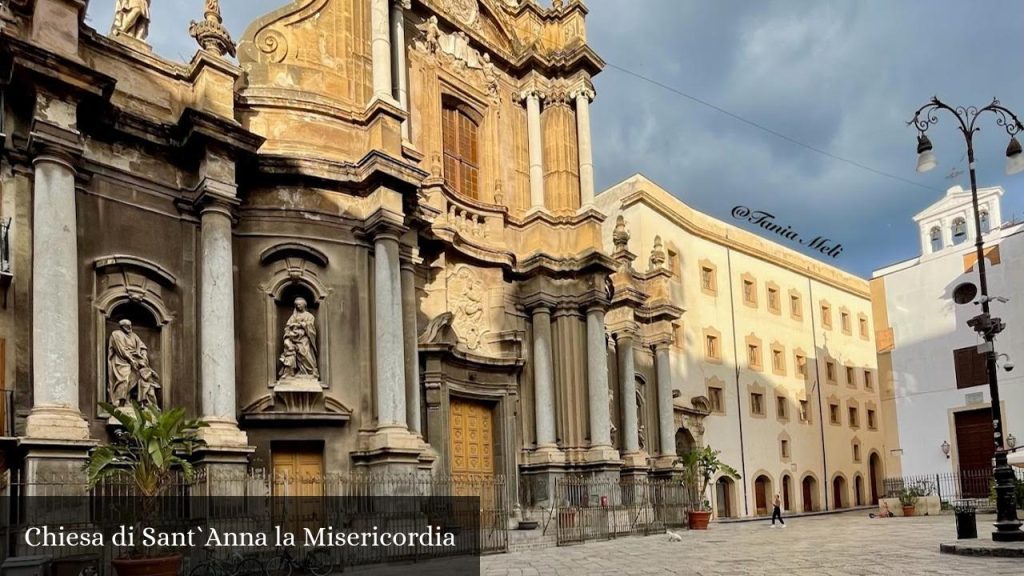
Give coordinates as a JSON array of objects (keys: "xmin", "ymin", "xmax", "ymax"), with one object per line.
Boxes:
[{"xmin": 666, "ymin": 530, "xmax": 683, "ymax": 542}]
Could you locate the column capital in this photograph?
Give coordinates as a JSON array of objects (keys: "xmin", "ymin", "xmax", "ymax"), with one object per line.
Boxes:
[
  {"xmin": 571, "ymin": 85, "xmax": 596, "ymax": 103},
  {"xmin": 365, "ymin": 210, "xmax": 407, "ymax": 242},
  {"xmin": 391, "ymin": 0, "xmax": 412, "ymax": 9},
  {"xmin": 517, "ymin": 88, "xmax": 546, "ymax": 104},
  {"xmin": 193, "ymin": 188, "xmax": 240, "ymax": 219}
]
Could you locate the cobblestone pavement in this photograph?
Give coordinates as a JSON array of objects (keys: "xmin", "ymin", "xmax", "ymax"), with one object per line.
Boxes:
[{"xmin": 479, "ymin": 511, "xmax": 1022, "ymax": 575}]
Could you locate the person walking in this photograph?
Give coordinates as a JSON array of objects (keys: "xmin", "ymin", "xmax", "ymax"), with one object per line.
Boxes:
[{"xmin": 770, "ymin": 494, "xmax": 786, "ymax": 527}]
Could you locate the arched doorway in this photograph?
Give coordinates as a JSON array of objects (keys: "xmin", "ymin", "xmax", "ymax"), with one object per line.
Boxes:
[
  {"xmin": 754, "ymin": 475, "xmax": 772, "ymax": 516},
  {"xmin": 801, "ymin": 475, "xmax": 819, "ymax": 512},
  {"xmin": 675, "ymin": 428, "xmax": 696, "ymax": 457},
  {"xmin": 869, "ymin": 452, "xmax": 883, "ymax": 504},
  {"xmin": 833, "ymin": 476, "xmax": 848, "ymax": 509},
  {"xmin": 781, "ymin": 474, "xmax": 792, "ymax": 512},
  {"xmin": 715, "ymin": 476, "xmax": 735, "ymax": 518},
  {"xmin": 854, "ymin": 475, "xmax": 864, "ymax": 506}
]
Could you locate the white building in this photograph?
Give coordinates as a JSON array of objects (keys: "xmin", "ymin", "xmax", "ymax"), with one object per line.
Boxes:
[{"xmin": 872, "ymin": 185, "xmax": 1024, "ymax": 484}]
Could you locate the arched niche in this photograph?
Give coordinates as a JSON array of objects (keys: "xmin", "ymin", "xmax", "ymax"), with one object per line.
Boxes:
[
  {"xmin": 93, "ymin": 256, "xmax": 175, "ymax": 414},
  {"xmin": 260, "ymin": 251, "xmax": 332, "ymax": 390}
]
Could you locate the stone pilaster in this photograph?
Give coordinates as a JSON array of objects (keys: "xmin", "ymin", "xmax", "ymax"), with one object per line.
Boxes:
[
  {"xmin": 390, "ymin": 0, "xmax": 412, "ymax": 142},
  {"xmin": 24, "ymin": 147, "xmax": 90, "ymax": 442},
  {"xmin": 586, "ymin": 305, "xmax": 616, "ymax": 462},
  {"xmin": 371, "ymin": 0, "xmax": 394, "ymax": 103},
  {"xmin": 573, "ymin": 86, "xmax": 596, "ymax": 208},
  {"xmin": 522, "ymin": 90, "xmax": 546, "ymax": 211},
  {"xmin": 197, "ymin": 195, "xmax": 249, "ymax": 449},
  {"xmin": 653, "ymin": 341, "xmax": 676, "ymax": 470},
  {"xmin": 400, "ymin": 253, "xmax": 421, "ymax": 435}
]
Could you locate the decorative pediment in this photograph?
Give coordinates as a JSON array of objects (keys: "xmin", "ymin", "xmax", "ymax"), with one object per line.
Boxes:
[
  {"xmin": 423, "ymin": 0, "xmax": 517, "ymax": 56},
  {"xmin": 241, "ymin": 392, "xmax": 352, "ymax": 424}
]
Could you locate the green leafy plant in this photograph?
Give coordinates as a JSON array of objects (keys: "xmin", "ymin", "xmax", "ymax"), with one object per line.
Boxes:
[
  {"xmin": 85, "ymin": 402, "xmax": 207, "ymax": 557},
  {"xmin": 898, "ymin": 482, "xmax": 929, "ymax": 508},
  {"xmin": 680, "ymin": 446, "xmax": 740, "ymax": 512}
]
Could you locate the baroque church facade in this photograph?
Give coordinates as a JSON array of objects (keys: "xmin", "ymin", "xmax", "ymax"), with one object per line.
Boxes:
[{"xmin": 0, "ymin": 0, "xmax": 706, "ymax": 509}]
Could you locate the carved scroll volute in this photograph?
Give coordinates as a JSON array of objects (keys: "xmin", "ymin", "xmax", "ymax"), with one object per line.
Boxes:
[{"xmin": 238, "ymin": 0, "xmax": 331, "ymax": 67}]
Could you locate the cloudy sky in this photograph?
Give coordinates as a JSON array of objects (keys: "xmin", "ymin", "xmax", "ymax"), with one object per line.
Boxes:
[{"xmin": 85, "ymin": 0, "xmax": 1024, "ymax": 277}]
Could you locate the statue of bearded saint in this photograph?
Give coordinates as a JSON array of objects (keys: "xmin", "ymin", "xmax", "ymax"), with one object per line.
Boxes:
[
  {"xmin": 279, "ymin": 297, "xmax": 319, "ymax": 380},
  {"xmin": 112, "ymin": 0, "xmax": 151, "ymax": 41},
  {"xmin": 107, "ymin": 319, "xmax": 161, "ymax": 407}
]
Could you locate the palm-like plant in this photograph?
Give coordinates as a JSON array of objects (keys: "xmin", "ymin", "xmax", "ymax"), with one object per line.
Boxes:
[
  {"xmin": 85, "ymin": 402, "xmax": 207, "ymax": 557},
  {"xmin": 680, "ymin": 446, "xmax": 740, "ymax": 512}
]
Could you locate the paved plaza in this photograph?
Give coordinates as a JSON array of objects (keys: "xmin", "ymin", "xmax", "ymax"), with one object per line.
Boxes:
[{"xmin": 480, "ymin": 511, "xmax": 1022, "ymax": 576}]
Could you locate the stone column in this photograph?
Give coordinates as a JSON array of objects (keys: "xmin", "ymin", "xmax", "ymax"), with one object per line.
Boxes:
[
  {"xmin": 24, "ymin": 148, "xmax": 90, "ymax": 441},
  {"xmin": 586, "ymin": 306, "xmax": 613, "ymax": 453},
  {"xmin": 574, "ymin": 87, "xmax": 596, "ymax": 208},
  {"xmin": 198, "ymin": 198, "xmax": 247, "ymax": 447},
  {"xmin": 532, "ymin": 305, "xmax": 557, "ymax": 449},
  {"xmin": 371, "ymin": 0, "xmax": 393, "ymax": 102},
  {"xmin": 390, "ymin": 0, "xmax": 411, "ymax": 141},
  {"xmin": 375, "ymin": 231, "xmax": 407, "ymax": 429},
  {"xmin": 400, "ymin": 257, "xmax": 421, "ymax": 435},
  {"xmin": 654, "ymin": 343, "xmax": 675, "ymax": 459},
  {"xmin": 523, "ymin": 90, "xmax": 545, "ymax": 210},
  {"xmin": 617, "ymin": 333, "xmax": 639, "ymax": 455}
]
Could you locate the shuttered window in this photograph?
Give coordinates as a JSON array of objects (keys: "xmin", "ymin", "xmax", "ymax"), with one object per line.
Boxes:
[
  {"xmin": 442, "ymin": 105, "xmax": 480, "ymax": 199},
  {"xmin": 954, "ymin": 346, "xmax": 988, "ymax": 389}
]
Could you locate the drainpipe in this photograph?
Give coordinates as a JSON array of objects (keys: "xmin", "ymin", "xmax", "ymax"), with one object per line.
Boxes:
[
  {"xmin": 808, "ymin": 277, "xmax": 830, "ymax": 511},
  {"xmin": 726, "ymin": 249, "xmax": 750, "ymax": 516}
]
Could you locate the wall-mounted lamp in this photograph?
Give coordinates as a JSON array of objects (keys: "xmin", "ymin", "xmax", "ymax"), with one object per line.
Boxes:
[
  {"xmin": 1008, "ymin": 434, "xmax": 1017, "ymax": 449},
  {"xmin": 941, "ymin": 440, "xmax": 951, "ymax": 459}
]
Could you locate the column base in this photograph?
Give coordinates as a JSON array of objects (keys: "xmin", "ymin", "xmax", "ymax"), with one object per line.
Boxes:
[
  {"xmin": 351, "ymin": 427, "xmax": 427, "ymax": 473},
  {"xmin": 194, "ymin": 444, "xmax": 255, "ymax": 496},
  {"xmin": 651, "ymin": 454, "xmax": 679, "ymax": 473},
  {"xmin": 620, "ymin": 450, "xmax": 649, "ymax": 471},
  {"xmin": 585, "ymin": 445, "xmax": 621, "ymax": 464},
  {"xmin": 524, "ymin": 445, "xmax": 566, "ymax": 465},
  {"xmin": 198, "ymin": 419, "xmax": 250, "ymax": 449},
  {"xmin": 24, "ymin": 406, "xmax": 91, "ymax": 441}
]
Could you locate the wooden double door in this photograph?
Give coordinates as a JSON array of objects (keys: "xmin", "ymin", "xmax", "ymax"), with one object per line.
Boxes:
[
  {"xmin": 955, "ymin": 408, "xmax": 995, "ymax": 497},
  {"xmin": 449, "ymin": 397, "xmax": 495, "ymax": 481}
]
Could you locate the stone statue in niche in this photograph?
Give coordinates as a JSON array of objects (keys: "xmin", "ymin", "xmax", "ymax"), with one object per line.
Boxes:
[
  {"xmin": 278, "ymin": 297, "xmax": 319, "ymax": 380},
  {"xmin": 111, "ymin": 0, "xmax": 151, "ymax": 41},
  {"xmin": 107, "ymin": 319, "xmax": 160, "ymax": 407},
  {"xmin": 448, "ymin": 266, "xmax": 487, "ymax": 350}
]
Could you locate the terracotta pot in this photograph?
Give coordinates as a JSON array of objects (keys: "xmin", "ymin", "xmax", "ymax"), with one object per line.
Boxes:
[
  {"xmin": 112, "ymin": 554, "xmax": 182, "ymax": 576},
  {"xmin": 688, "ymin": 510, "xmax": 712, "ymax": 530},
  {"xmin": 902, "ymin": 505, "xmax": 916, "ymax": 517}
]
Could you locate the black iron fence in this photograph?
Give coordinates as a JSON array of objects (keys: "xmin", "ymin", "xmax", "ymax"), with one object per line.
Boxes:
[
  {"xmin": 554, "ymin": 476, "xmax": 691, "ymax": 546},
  {"xmin": 0, "ymin": 469, "xmax": 509, "ymax": 574},
  {"xmin": 884, "ymin": 468, "xmax": 1024, "ymax": 505}
]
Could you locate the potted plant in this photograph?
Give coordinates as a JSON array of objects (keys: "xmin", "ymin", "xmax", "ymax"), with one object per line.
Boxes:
[
  {"xmin": 681, "ymin": 446, "xmax": 740, "ymax": 530},
  {"xmin": 86, "ymin": 402, "xmax": 207, "ymax": 576},
  {"xmin": 898, "ymin": 484, "xmax": 922, "ymax": 517}
]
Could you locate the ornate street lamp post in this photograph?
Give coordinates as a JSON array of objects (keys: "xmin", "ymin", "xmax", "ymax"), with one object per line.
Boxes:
[{"xmin": 909, "ymin": 97, "xmax": 1024, "ymax": 542}]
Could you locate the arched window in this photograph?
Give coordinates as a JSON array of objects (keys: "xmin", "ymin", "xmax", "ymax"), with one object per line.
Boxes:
[
  {"xmin": 952, "ymin": 218, "xmax": 967, "ymax": 244},
  {"xmin": 442, "ymin": 102, "xmax": 480, "ymax": 199},
  {"xmin": 980, "ymin": 211, "xmax": 991, "ymax": 234},
  {"xmin": 929, "ymin": 226, "xmax": 942, "ymax": 252}
]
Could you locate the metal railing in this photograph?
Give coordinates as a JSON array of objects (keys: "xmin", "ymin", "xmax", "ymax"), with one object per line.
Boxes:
[
  {"xmin": 884, "ymin": 468, "xmax": 1024, "ymax": 504},
  {"xmin": 554, "ymin": 476, "xmax": 692, "ymax": 546}
]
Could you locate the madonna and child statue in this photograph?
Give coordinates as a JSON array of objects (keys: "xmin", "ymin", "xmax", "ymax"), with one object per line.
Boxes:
[{"xmin": 278, "ymin": 297, "xmax": 320, "ymax": 386}]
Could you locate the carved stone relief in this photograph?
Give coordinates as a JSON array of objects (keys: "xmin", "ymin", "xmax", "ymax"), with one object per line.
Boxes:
[
  {"xmin": 447, "ymin": 265, "xmax": 489, "ymax": 351},
  {"xmin": 442, "ymin": 0, "xmax": 480, "ymax": 27},
  {"xmin": 414, "ymin": 15, "xmax": 501, "ymax": 101}
]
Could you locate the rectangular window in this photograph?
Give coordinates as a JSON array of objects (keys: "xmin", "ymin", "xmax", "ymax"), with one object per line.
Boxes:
[
  {"xmin": 829, "ymin": 403, "xmax": 840, "ymax": 424},
  {"xmin": 849, "ymin": 407, "xmax": 859, "ymax": 428},
  {"xmin": 821, "ymin": 304, "xmax": 832, "ymax": 329},
  {"xmin": 768, "ymin": 287, "xmax": 780, "ymax": 313},
  {"xmin": 708, "ymin": 387, "xmax": 724, "ymax": 413},
  {"xmin": 860, "ymin": 317, "xmax": 869, "ymax": 338},
  {"xmin": 781, "ymin": 439, "xmax": 790, "ymax": 459},
  {"xmin": 841, "ymin": 312, "xmax": 851, "ymax": 334},
  {"xmin": 799, "ymin": 400, "xmax": 810, "ymax": 422},
  {"xmin": 442, "ymin": 106, "xmax": 480, "ymax": 199},
  {"xmin": 776, "ymin": 395, "xmax": 787, "ymax": 419},
  {"xmin": 701, "ymin": 266, "xmax": 717, "ymax": 294},
  {"xmin": 772, "ymin": 349, "xmax": 784, "ymax": 372},
  {"xmin": 853, "ymin": 444, "xmax": 861, "ymax": 462},
  {"xmin": 673, "ymin": 324, "xmax": 685, "ymax": 349},
  {"xmin": 743, "ymin": 280, "xmax": 756, "ymax": 305},
  {"xmin": 751, "ymin": 393, "xmax": 764, "ymax": 416},
  {"xmin": 826, "ymin": 361, "xmax": 836, "ymax": 383},
  {"xmin": 706, "ymin": 335, "xmax": 720, "ymax": 360},
  {"xmin": 846, "ymin": 366, "xmax": 856, "ymax": 387},
  {"xmin": 790, "ymin": 294, "xmax": 802, "ymax": 319},
  {"xmin": 867, "ymin": 409, "xmax": 877, "ymax": 430},
  {"xmin": 864, "ymin": 371, "xmax": 874, "ymax": 390},
  {"xmin": 748, "ymin": 344, "xmax": 761, "ymax": 370},
  {"xmin": 954, "ymin": 346, "xmax": 988, "ymax": 389},
  {"xmin": 796, "ymin": 354, "xmax": 807, "ymax": 379}
]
